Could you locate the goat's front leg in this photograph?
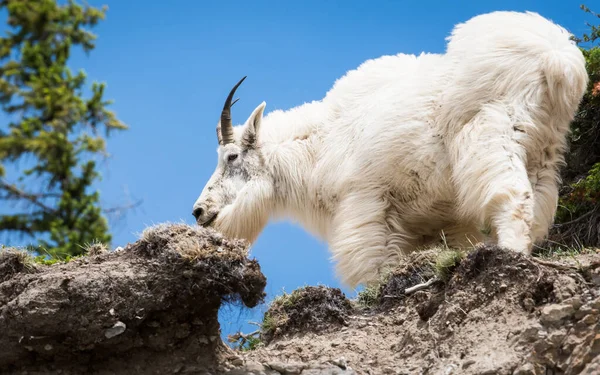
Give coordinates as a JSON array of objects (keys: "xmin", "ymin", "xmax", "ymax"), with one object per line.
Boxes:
[
  {"xmin": 329, "ymin": 188, "xmax": 408, "ymax": 288},
  {"xmin": 212, "ymin": 180, "xmax": 274, "ymax": 243},
  {"xmin": 450, "ymin": 104, "xmax": 534, "ymax": 254}
]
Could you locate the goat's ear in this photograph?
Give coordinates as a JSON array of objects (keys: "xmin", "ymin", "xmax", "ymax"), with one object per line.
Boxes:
[{"xmin": 241, "ymin": 101, "xmax": 266, "ymax": 149}]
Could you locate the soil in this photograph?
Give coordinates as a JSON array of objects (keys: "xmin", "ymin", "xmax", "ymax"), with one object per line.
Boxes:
[
  {"xmin": 1, "ymin": 224, "xmax": 599, "ymax": 375},
  {"xmin": 231, "ymin": 246, "xmax": 600, "ymax": 375},
  {"xmin": 0, "ymin": 224, "xmax": 266, "ymax": 374}
]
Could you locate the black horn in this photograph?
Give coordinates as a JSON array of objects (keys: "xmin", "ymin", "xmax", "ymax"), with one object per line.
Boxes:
[{"xmin": 217, "ymin": 76, "xmax": 247, "ymax": 145}]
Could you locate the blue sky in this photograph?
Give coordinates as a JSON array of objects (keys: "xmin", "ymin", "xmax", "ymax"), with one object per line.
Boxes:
[{"xmin": 0, "ymin": 0, "xmax": 594, "ymax": 339}]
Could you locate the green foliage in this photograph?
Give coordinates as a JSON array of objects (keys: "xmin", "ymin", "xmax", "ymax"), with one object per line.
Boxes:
[
  {"xmin": 0, "ymin": 0, "xmax": 127, "ymax": 258},
  {"xmin": 356, "ymin": 283, "xmax": 381, "ymax": 308},
  {"xmin": 434, "ymin": 250, "xmax": 465, "ymax": 283},
  {"xmin": 551, "ymin": 4, "xmax": 600, "ymax": 248},
  {"xmin": 557, "ymin": 162, "xmax": 600, "ymax": 223},
  {"xmin": 32, "ymin": 253, "xmax": 81, "ymax": 265},
  {"xmin": 242, "ymin": 335, "xmax": 263, "ymax": 351},
  {"xmin": 261, "ymin": 312, "xmax": 277, "ymax": 334}
]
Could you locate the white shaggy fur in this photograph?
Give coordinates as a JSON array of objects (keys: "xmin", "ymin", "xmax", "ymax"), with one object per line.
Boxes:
[{"xmin": 193, "ymin": 11, "xmax": 588, "ymax": 288}]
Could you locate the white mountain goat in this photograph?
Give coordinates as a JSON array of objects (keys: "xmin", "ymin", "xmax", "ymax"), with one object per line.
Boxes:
[{"xmin": 192, "ymin": 11, "xmax": 588, "ymax": 287}]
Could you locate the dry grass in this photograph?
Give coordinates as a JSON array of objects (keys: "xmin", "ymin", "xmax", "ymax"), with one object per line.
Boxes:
[{"xmin": 140, "ymin": 222, "xmax": 250, "ymax": 260}]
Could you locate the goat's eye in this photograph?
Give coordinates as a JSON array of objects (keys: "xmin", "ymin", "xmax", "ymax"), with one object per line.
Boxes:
[{"xmin": 227, "ymin": 154, "xmax": 238, "ymax": 162}]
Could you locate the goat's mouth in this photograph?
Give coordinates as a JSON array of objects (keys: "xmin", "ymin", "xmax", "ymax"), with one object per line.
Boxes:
[{"xmin": 201, "ymin": 213, "xmax": 218, "ymax": 227}]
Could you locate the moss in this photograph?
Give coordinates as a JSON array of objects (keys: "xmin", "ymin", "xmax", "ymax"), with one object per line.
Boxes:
[{"xmin": 434, "ymin": 249, "xmax": 467, "ymax": 283}]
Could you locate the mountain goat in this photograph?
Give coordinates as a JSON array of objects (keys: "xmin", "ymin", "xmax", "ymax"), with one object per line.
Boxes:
[{"xmin": 192, "ymin": 11, "xmax": 588, "ymax": 287}]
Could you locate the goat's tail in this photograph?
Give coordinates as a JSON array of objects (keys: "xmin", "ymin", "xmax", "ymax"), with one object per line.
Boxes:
[{"xmin": 540, "ymin": 39, "xmax": 588, "ymax": 117}]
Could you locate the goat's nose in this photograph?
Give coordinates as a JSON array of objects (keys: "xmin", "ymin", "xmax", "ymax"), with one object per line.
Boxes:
[{"xmin": 192, "ymin": 206, "xmax": 204, "ymax": 220}]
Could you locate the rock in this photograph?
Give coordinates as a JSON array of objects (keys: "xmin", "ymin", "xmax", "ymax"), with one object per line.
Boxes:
[
  {"xmin": 548, "ymin": 329, "xmax": 567, "ymax": 344},
  {"xmin": 225, "ymin": 361, "xmax": 269, "ymax": 375},
  {"xmin": 575, "ymin": 305, "xmax": 595, "ymax": 319},
  {"xmin": 564, "ymin": 296, "xmax": 584, "ymax": 310},
  {"xmin": 332, "ymin": 357, "xmax": 347, "ymax": 369},
  {"xmin": 522, "ymin": 298, "xmax": 535, "ymax": 312},
  {"xmin": 581, "ymin": 314, "xmax": 598, "ymax": 325},
  {"xmin": 197, "ymin": 336, "xmax": 209, "ymax": 344},
  {"xmin": 554, "ymin": 275, "xmax": 578, "ymax": 300},
  {"xmin": 519, "ymin": 323, "xmax": 544, "ymax": 343},
  {"xmin": 231, "ymin": 357, "xmax": 244, "ymax": 366},
  {"xmin": 540, "ymin": 304, "xmax": 575, "ymax": 325},
  {"xmin": 268, "ymin": 361, "xmax": 305, "ymax": 374},
  {"xmin": 513, "ymin": 363, "xmax": 536, "ymax": 375},
  {"xmin": 105, "ymin": 321, "xmax": 126, "ymax": 339}
]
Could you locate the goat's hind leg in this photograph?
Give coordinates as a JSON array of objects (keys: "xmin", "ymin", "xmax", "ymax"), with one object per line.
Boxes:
[{"xmin": 450, "ymin": 104, "xmax": 534, "ymax": 254}]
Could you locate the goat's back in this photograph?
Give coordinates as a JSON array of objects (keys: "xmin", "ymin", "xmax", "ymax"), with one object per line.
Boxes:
[{"xmin": 437, "ymin": 11, "xmax": 588, "ymax": 137}]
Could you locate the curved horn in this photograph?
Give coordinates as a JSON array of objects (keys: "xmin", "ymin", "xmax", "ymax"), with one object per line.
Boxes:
[{"xmin": 217, "ymin": 76, "xmax": 247, "ymax": 145}]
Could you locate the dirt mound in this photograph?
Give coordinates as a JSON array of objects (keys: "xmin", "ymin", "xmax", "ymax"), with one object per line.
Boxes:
[
  {"xmin": 231, "ymin": 246, "xmax": 600, "ymax": 375},
  {"xmin": 261, "ymin": 285, "xmax": 354, "ymax": 344},
  {"xmin": 0, "ymin": 224, "xmax": 266, "ymax": 374}
]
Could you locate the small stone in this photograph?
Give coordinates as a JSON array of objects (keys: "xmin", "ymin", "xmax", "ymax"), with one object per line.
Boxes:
[
  {"xmin": 444, "ymin": 364, "xmax": 458, "ymax": 374},
  {"xmin": 499, "ymin": 283, "xmax": 508, "ymax": 292},
  {"xmin": 109, "ymin": 308, "xmax": 115, "ymax": 316},
  {"xmin": 44, "ymin": 344, "xmax": 52, "ymax": 351},
  {"xmin": 231, "ymin": 357, "xmax": 244, "ymax": 366},
  {"xmin": 104, "ymin": 321, "xmax": 126, "ymax": 339},
  {"xmin": 564, "ymin": 296, "xmax": 584, "ymax": 310},
  {"xmin": 520, "ymin": 323, "xmax": 544, "ymax": 342},
  {"xmin": 540, "ymin": 304, "xmax": 575, "ymax": 325},
  {"xmin": 522, "ymin": 298, "xmax": 535, "ymax": 312},
  {"xmin": 332, "ymin": 356, "xmax": 347, "ymax": 369},
  {"xmin": 548, "ymin": 329, "xmax": 567, "ymax": 344},
  {"xmin": 575, "ymin": 305, "xmax": 594, "ymax": 319},
  {"xmin": 590, "ymin": 333, "xmax": 600, "ymax": 356},
  {"xmin": 581, "ymin": 314, "xmax": 598, "ymax": 325},
  {"xmin": 268, "ymin": 361, "xmax": 305, "ymax": 374},
  {"xmin": 243, "ymin": 361, "xmax": 266, "ymax": 372},
  {"xmin": 197, "ymin": 336, "xmax": 209, "ymax": 344},
  {"xmin": 513, "ymin": 363, "xmax": 536, "ymax": 375},
  {"xmin": 554, "ymin": 275, "xmax": 578, "ymax": 300},
  {"xmin": 462, "ymin": 360, "xmax": 476, "ymax": 369}
]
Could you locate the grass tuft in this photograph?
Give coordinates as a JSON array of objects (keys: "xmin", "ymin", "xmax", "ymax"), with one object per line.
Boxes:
[{"xmin": 434, "ymin": 249, "xmax": 466, "ymax": 283}]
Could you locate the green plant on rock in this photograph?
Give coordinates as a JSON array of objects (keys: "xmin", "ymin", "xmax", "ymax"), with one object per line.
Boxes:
[{"xmin": 434, "ymin": 249, "xmax": 466, "ymax": 283}]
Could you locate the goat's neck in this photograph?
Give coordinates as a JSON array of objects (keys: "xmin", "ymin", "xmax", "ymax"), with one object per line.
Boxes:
[{"xmin": 259, "ymin": 116, "xmax": 330, "ymax": 239}]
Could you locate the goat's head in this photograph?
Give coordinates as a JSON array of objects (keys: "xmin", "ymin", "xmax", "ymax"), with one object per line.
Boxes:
[{"xmin": 192, "ymin": 77, "xmax": 269, "ymax": 238}]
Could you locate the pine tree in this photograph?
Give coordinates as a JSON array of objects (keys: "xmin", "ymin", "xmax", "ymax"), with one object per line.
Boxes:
[{"xmin": 0, "ymin": 0, "xmax": 127, "ymax": 258}]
